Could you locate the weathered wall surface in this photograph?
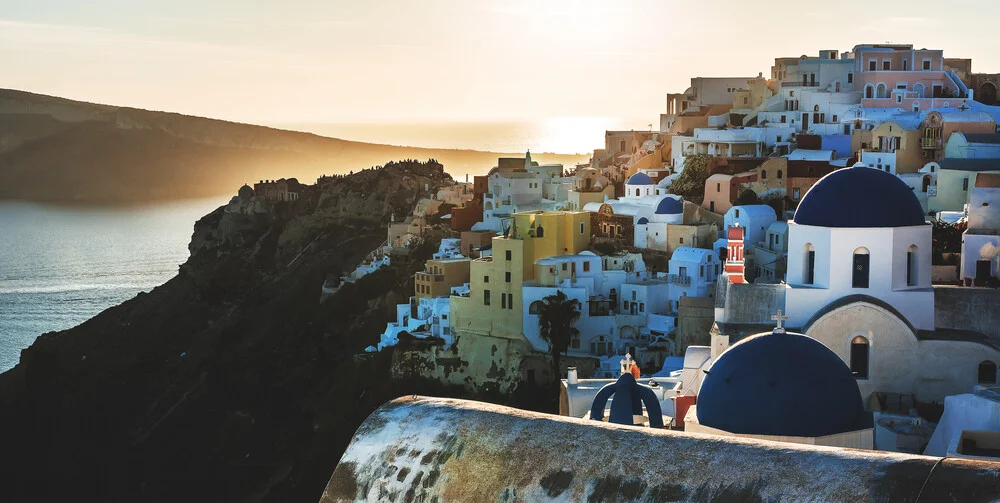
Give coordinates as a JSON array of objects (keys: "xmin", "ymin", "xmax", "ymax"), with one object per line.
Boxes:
[
  {"xmin": 714, "ymin": 281, "xmax": 786, "ymax": 325},
  {"xmin": 320, "ymin": 396, "xmax": 1000, "ymax": 503},
  {"xmin": 935, "ymin": 286, "xmax": 1000, "ymax": 340},
  {"xmin": 391, "ymin": 336, "xmax": 598, "ymax": 394}
]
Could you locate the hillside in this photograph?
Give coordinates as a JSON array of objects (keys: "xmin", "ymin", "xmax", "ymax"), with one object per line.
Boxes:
[
  {"xmin": 0, "ymin": 161, "xmax": 554, "ymax": 502},
  {"xmin": 0, "ymin": 89, "xmax": 588, "ymax": 203}
]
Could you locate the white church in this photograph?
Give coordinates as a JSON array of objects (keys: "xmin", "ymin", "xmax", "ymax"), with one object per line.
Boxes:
[{"xmin": 714, "ymin": 164, "xmax": 1000, "ymax": 406}]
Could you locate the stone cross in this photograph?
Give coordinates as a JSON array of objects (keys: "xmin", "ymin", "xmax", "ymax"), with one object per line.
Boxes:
[{"xmin": 771, "ymin": 309, "xmax": 789, "ymax": 330}]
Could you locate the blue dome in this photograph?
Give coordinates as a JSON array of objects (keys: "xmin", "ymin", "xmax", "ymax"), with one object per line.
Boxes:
[
  {"xmin": 793, "ymin": 166, "xmax": 927, "ymax": 227},
  {"xmin": 655, "ymin": 196, "xmax": 683, "ymax": 215},
  {"xmin": 697, "ymin": 330, "xmax": 870, "ymax": 437},
  {"xmin": 626, "ymin": 173, "xmax": 653, "ymax": 185}
]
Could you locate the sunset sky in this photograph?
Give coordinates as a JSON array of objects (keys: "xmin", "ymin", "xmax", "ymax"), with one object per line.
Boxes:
[{"xmin": 5, "ymin": 0, "xmax": 1000, "ymax": 128}]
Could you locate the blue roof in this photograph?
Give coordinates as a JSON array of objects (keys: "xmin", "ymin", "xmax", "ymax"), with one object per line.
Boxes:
[
  {"xmin": 698, "ymin": 330, "xmax": 870, "ymax": 437},
  {"xmin": 626, "ymin": 173, "xmax": 654, "ymax": 185},
  {"xmin": 793, "ymin": 167, "xmax": 927, "ymax": 228},
  {"xmin": 655, "ymin": 196, "xmax": 683, "ymax": 214},
  {"xmin": 820, "ymin": 134, "xmax": 852, "ymax": 159}
]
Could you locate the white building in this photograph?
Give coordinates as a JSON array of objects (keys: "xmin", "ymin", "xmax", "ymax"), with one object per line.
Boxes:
[
  {"xmin": 960, "ymin": 173, "xmax": 1000, "ymax": 282},
  {"xmin": 724, "ymin": 205, "xmax": 778, "ymax": 249},
  {"xmin": 375, "ymin": 296, "xmax": 453, "ymax": 351},
  {"xmin": 666, "ymin": 247, "xmax": 720, "ymax": 311},
  {"xmin": 712, "ymin": 165, "xmax": 1000, "ymax": 403}
]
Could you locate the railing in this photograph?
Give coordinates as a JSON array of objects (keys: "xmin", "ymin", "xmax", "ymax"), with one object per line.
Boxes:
[
  {"xmin": 921, "ymin": 137, "xmax": 942, "ymax": 149},
  {"xmin": 666, "ymin": 274, "xmax": 692, "ymax": 285}
]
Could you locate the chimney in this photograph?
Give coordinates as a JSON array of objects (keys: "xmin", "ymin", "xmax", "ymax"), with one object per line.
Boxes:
[
  {"xmin": 725, "ymin": 224, "xmax": 746, "ymax": 284},
  {"xmin": 567, "ymin": 367, "xmax": 578, "ymax": 385}
]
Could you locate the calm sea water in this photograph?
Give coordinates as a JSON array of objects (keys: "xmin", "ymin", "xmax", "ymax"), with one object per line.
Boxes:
[{"xmin": 0, "ymin": 198, "xmax": 224, "ymax": 372}]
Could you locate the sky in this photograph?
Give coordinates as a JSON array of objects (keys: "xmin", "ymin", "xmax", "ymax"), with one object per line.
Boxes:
[{"xmin": 4, "ymin": 0, "xmax": 1000, "ymax": 127}]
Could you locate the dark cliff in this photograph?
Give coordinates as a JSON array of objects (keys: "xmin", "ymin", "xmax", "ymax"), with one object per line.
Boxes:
[{"xmin": 0, "ymin": 160, "xmax": 548, "ymax": 502}]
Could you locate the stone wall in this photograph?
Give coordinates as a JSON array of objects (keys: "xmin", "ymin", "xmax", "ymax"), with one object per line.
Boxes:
[
  {"xmin": 676, "ymin": 296, "xmax": 715, "ymax": 353},
  {"xmin": 715, "ymin": 281, "xmax": 787, "ymax": 325},
  {"xmin": 935, "ymin": 286, "xmax": 1000, "ymax": 341}
]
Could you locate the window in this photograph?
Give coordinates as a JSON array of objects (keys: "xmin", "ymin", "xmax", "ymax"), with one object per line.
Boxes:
[
  {"xmin": 679, "ymin": 237, "xmax": 684, "ymax": 244},
  {"xmin": 882, "ymin": 60, "xmax": 891, "ymax": 71},
  {"xmin": 562, "ymin": 263, "xmax": 568, "ymax": 271},
  {"xmin": 501, "ymin": 293, "xmax": 506, "ymax": 309},
  {"xmin": 700, "ymin": 265, "xmax": 705, "ymax": 277},
  {"xmin": 639, "ymin": 302, "xmax": 645, "ymax": 312},
  {"xmin": 717, "ymin": 182, "xmax": 721, "ymax": 192},
  {"xmin": 869, "ymin": 60, "xmax": 877, "ymax": 71},
  {"xmin": 793, "ymin": 187, "xmax": 801, "ymax": 200},
  {"xmin": 865, "ymin": 85, "xmax": 874, "ymax": 99},
  {"xmin": 896, "ymin": 94, "xmax": 902, "ymax": 104},
  {"xmin": 580, "ymin": 222, "xmax": 585, "ymax": 235},
  {"xmin": 847, "ymin": 72, "xmax": 853, "ymax": 84},
  {"xmin": 743, "ymin": 97, "xmax": 748, "ymax": 105},
  {"xmin": 850, "ymin": 336, "xmax": 870, "ymax": 379},
  {"xmin": 505, "ymin": 271, "xmax": 511, "ymax": 283},
  {"xmin": 907, "ymin": 245, "xmax": 918, "ymax": 286},
  {"xmin": 780, "ymin": 115, "xmax": 786, "ymax": 123},
  {"xmin": 790, "ymin": 91, "xmax": 794, "ymax": 97},
  {"xmin": 852, "ymin": 247, "xmax": 870, "ymax": 288},
  {"xmin": 923, "ymin": 59, "xmax": 931, "ymax": 71},
  {"xmin": 506, "ymin": 250, "xmax": 512, "ymax": 261},
  {"xmin": 635, "ymin": 189, "xmax": 640, "ymax": 197},
  {"xmin": 777, "ymin": 170, "xmax": 783, "ymax": 179},
  {"xmin": 535, "ymin": 226, "xmax": 544, "ymax": 238},
  {"xmin": 832, "ymin": 114, "xmax": 838, "ymax": 123},
  {"xmin": 777, "ymin": 136, "xmax": 783, "ymax": 143},
  {"xmin": 735, "ymin": 209, "xmax": 740, "ymax": 218},
  {"xmin": 583, "ymin": 262, "xmax": 590, "ymax": 272},
  {"xmin": 484, "ymin": 290, "xmax": 491, "ymax": 306},
  {"xmin": 964, "ymin": 178, "xmax": 970, "ymax": 191},
  {"xmin": 529, "ymin": 300, "xmax": 542, "ymax": 314},
  {"xmin": 979, "ymin": 361, "xmax": 997, "ymax": 384}
]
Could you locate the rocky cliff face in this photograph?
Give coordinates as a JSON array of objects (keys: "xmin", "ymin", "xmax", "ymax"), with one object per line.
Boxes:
[{"xmin": 0, "ymin": 160, "xmax": 556, "ymax": 502}]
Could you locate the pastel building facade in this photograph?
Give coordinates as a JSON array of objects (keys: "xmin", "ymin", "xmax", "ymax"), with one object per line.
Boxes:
[{"xmin": 854, "ymin": 44, "xmax": 970, "ymax": 112}]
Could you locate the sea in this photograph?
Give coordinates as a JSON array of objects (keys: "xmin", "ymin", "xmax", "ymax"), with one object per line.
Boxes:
[{"xmin": 0, "ymin": 198, "xmax": 225, "ymax": 372}]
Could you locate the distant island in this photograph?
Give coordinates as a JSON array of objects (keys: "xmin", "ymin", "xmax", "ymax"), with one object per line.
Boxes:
[{"xmin": 0, "ymin": 89, "xmax": 587, "ymax": 204}]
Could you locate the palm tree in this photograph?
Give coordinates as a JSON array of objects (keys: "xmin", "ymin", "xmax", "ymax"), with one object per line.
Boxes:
[{"xmin": 537, "ymin": 291, "xmax": 581, "ymax": 380}]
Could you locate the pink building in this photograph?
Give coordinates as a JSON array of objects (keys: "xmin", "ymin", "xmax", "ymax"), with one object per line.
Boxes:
[{"xmin": 854, "ymin": 44, "xmax": 970, "ymax": 112}]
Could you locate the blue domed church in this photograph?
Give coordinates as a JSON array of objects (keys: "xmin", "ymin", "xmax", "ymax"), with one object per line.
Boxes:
[
  {"xmin": 713, "ymin": 165, "xmax": 1000, "ymax": 408},
  {"xmin": 687, "ymin": 321, "xmax": 873, "ymax": 446}
]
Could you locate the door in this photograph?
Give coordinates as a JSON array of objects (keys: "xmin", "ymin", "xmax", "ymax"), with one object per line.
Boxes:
[
  {"xmin": 802, "ymin": 113, "xmax": 809, "ymax": 129},
  {"xmin": 853, "ymin": 253, "xmax": 870, "ymax": 288},
  {"xmin": 977, "ymin": 260, "xmax": 992, "ymax": 283}
]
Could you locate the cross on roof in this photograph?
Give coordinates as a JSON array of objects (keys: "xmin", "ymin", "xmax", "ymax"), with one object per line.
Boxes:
[{"xmin": 771, "ymin": 309, "xmax": 789, "ymax": 330}]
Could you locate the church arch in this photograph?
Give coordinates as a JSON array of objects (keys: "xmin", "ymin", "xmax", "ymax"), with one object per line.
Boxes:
[
  {"xmin": 979, "ymin": 360, "xmax": 997, "ymax": 384},
  {"xmin": 852, "ymin": 247, "xmax": 870, "ymax": 288},
  {"xmin": 979, "ymin": 82, "xmax": 998, "ymax": 106},
  {"xmin": 850, "ymin": 335, "xmax": 870, "ymax": 380},
  {"xmin": 528, "ymin": 300, "xmax": 544, "ymax": 315},
  {"xmin": 803, "ymin": 243, "xmax": 816, "ymax": 285}
]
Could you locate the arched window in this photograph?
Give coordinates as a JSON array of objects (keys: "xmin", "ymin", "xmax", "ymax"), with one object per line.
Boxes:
[
  {"xmin": 851, "ymin": 336, "xmax": 870, "ymax": 379},
  {"xmin": 777, "ymin": 170, "xmax": 783, "ymax": 179},
  {"xmin": 914, "ymin": 83, "xmax": 925, "ymax": 99},
  {"xmin": 865, "ymin": 84, "xmax": 874, "ymax": 99},
  {"xmin": 979, "ymin": 360, "xmax": 997, "ymax": 384},
  {"xmin": 528, "ymin": 300, "xmax": 544, "ymax": 315},
  {"xmin": 635, "ymin": 188, "xmax": 640, "ymax": 197},
  {"xmin": 535, "ymin": 226, "xmax": 544, "ymax": 238},
  {"xmin": 813, "ymin": 104, "xmax": 820, "ymax": 112},
  {"xmin": 852, "ymin": 247, "xmax": 870, "ymax": 288},
  {"xmin": 804, "ymin": 243, "xmax": 816, "ymax": 285},
  {"xmin": 907, "ymin": 244, "xmax": 918, "ymax": 286},
  {"xmin": 876, "ymin": 84, "xmax": 887, "ymax": 99},
  {"xmin": 762, "ymin": 170, "xmax": 768, "ymax": 179}
]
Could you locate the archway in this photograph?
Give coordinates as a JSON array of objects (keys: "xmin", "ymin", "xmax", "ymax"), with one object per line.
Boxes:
[
  {"xmin": 914, "ymin": 83, "xmax": 925, "ymax": 99},
  {"xmin": 979, "ymin": 82, "xmax": 998, "ymax": 106},
  {"xmin": 851, "ymin": 336, "xmax": 870, "ymax": 379},
  {"xmin": 876, "ymin": 84, "xmax": 887, "ymax": 99},
  {"xmin": 979, "ymin": 360, "xmax": 997, "ymax": 384}
]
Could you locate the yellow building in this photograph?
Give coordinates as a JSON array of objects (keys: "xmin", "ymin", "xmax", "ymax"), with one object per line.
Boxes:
[
  {"xmin": 450, "ymin": 210, "xmax": 591, "ymax": 341},
  {"xmin": 414, "ymin": 257, "xmax": 471, "ymax": 300},
  {"xmin": 862, "ymin": 121, "xmax": 923, "ymax": 174}
]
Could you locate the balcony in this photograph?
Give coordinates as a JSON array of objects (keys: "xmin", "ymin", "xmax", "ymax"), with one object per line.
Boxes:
[
  {"xmin": 921, "ymin": 137, "xmax": 942, "ymax": 149},
  {"xmin": 782, "ymin": 80, "xmax": 820, "ymax": 87},
  {"xmin": 666, "ymin": 274, "xmax": 692, "ymax": 285},
  {"xmin": 416, "ymin": 272, "xmax": 445, "ymax": 282}
]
